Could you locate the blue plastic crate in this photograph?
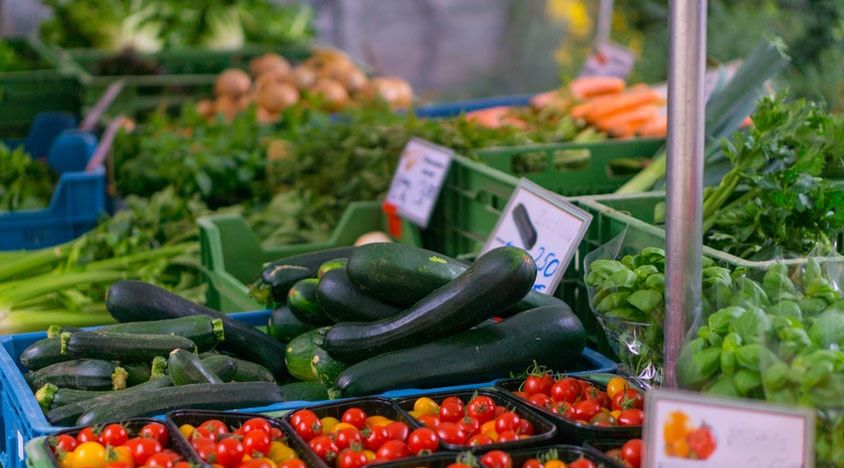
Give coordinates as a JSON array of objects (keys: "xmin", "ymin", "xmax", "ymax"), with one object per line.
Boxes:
[
  {"xmin": 414, "ymin": 94, "xmax": 532, "ymax": 118},
  {"xmin": 0, "ymin": 129, "xmax": 106, "ymax": 250}
]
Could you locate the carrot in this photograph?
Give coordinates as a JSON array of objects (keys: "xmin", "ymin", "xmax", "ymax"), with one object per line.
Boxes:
[
  {"xmin": 570, "ymin": 92, "xmax": 620, "ymax": 119},
  {"xmin": 585, "ymin": 88, "xmax": 664, "ymax": 122},
  {"xmin": 740, "ymin": 116, "xmax": 753, "ymax": 128},
  {"xmin": 464, "ymin": 106, "xmax": 514, "ymax": 129},
  {"xmin": 530, "ymin": 89, "xmax": 568, "ymax": 110},
  {"xmin": 594, "ymin": 105, "xmax": 660, "ymax": 134},
  {"xmin": 637, "ymin": 115, "xmax": 668, "ymax": 137},
  {"xmin": 569, "ymin": 76, "xmax": 626, "ymax": 100}
]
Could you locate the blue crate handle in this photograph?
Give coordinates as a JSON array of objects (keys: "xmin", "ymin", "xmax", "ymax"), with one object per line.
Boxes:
[
  {"xmin": 23, "ymin": 112, "xmax": 78, "ymax": 159},
  {"xmin": 47, "ymin": 130, "xmax": 98, "ymax": 174}
]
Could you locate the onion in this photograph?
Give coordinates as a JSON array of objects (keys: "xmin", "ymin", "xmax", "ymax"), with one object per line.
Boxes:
[
  {"xmin": 257, "ymin": 83, "xmax": 300, "ymax": 113},
  {"xmin": 215, "ymin": 68, "xmax": 251, "ymax": 97},
  {"xmin": 287, "ymin": 65, "xmax": 317, "ymax": 90},
  {"xmin": 354, "ymin": 231, "xmax": 393, "ymax": 246},
  {"xmin": 214, "ymin": 95, "xmax": 239, "ymax": 120},
  {"xmin": 256, "ymin": 107, "xmax": 280, "ymax": 124},
  {"xmin": 335, "ymin": 66, "xmax": 368, "ymax": 93},
  {"xmin": 362, "ymin": 77, "xmax": 414, "ymax": 109},
  {"xmin": 249, "ymin": 53, "xmax": 290, "ymax": 77},
  {"xmin": 310, "ymin": 79, "xmax": 350, "ymax": 111}
]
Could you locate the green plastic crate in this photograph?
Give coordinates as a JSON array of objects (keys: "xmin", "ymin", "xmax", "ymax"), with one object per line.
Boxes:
[{"xmin": 199, "ymin": 200, "xmax": 423, "ymax": 312}]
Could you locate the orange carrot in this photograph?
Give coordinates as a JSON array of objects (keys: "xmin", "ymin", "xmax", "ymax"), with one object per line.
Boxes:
[
  {"xmin": 740, "ymin": 116, "xmax": 753, "ymax": 128},
  {"xmin": 464, "ymin": 106, "xmax": 514, "ymax": 128},
  {"xmin": 585, "ymin": 88, "xmax": 664, "ymax": 122},
  {"xmin": 594, "ymin": 105, "xmax": 660, "ymax": 134},
  {"xmin": 530, "ymin": 89, "xmax": 567, "ymax": 110},
  {"xmin": 570, "ymin": 92, "xmax": 621, "ymax": 119},
  {"xmin": 569, "ymin": 76, "xmax": 626, "ymax": 100},
  {"xmin": 637, "ymin": 115, "xmax": 668, "ymax": 137}
]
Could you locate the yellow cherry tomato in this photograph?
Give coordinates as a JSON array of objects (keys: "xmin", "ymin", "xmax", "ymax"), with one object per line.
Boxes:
[
  {"xmin": 330, "ymin": 422, "xmax": 358, "ymax": 433},
  {"xmin": 413, "ymin": 397, "xmax": 440, "ymax": 417},
  {"xmin": 610, "ymin": 410, "xmax": 622, "ymax": 419},
  {"xmin": 480, "ymin": 421, "xmax": 497, "ymax": 434},
  {"xmin": 72, "ymin": 442, "xmax": 107, "ymax": 468},
  {"xmin": 253, "ymin": 458, "xmax": 277, "ymax": 468},
  {"xmin": 545, "ymin": 460, "xmax": 567, "ymax": 468},
  {"xmin": 606, "ymin": 376, "xmax": 629, "ymax": 399},
  {"xmin": 107, "ymin": 446, "xmax": 134, "ymax": 468},
  {"xmin": 483, "ymin": 431, "xmax": 499, "ymax": 442},
  {"xmin": 365, "ymin": 416, "xmax": 391, "ymax": 427},
  {"xmin": 268, "ymin": 442, "xmax": 296, "ymax": 463},
  {"xmin": 408, "ymin": 411, "xmax": 421, "ymax": 419},
  {"xmin": 243, "ymin": 454, "xmax": 253, "ymax": 462},
  {"xmin": 179, "ymin": 424, "xmax": 195, "ymax": 439},
  {"xmin": 363, "ymin": 450, "xmax": 376, "ymax": 461},
  {"xmin": 58, "ymin": 452, "xmax": 75, "ymax": 468},
  {"xmin": 320, "ymin": 417, "xmax": 340, "ymax": 434}
]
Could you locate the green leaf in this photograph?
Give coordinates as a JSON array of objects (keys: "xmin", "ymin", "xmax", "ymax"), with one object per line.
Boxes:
[{"xmin": 626, "ymin": 289, "xmax": 663, "ymax": 313}]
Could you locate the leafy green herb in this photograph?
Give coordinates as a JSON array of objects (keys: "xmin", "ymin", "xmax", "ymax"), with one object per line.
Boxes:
[{"xmin": 0, "ymin": 144, "xmax": 56, "ymax": 212}]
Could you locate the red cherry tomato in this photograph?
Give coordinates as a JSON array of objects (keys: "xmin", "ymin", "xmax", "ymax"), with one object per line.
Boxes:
[
  {"xmin": 434, "ymin": 422, "xmax": 467, "ymax": 445},
  {"xmin": 497, "ymin": 430, "xmax": 519, "ymax": 442},
  {"xmin": 289, "ymin": 409, "xmax": 318, "ymax": 427},
  {"xmin": 407, "ymin": 427, "xmax": 439, "ymax": 455},
  {"xmin": 270, "ymin": 427, "xmax": 283, "ymax": 441},
  {"xmin": 375, "ymin": 440, "xmax": 409, "ymax": 460},
  {"xmin": 125, "ymin": 437, "xmax": 163, "ymax": 466},
  {"xmin": 466, "ymin": 396, "xmax": 496, "ymax": 423},
  {"xmin": 573, "ymin": 400, "xmax": 602, "ymax": 422},
  {"xmin": 522, "ymin": 375, "xmax": 547, "ymax": 396},
  {"xmin": 334, "ymin": 428, "xmax": 362, "ymax": 451},
  {"xmin": 384, "ymin": 421, "xmax": 409, "ymax": 441},
  {"xmin": 100, "ymin": 424, "xmax": 128, "ymax": 447},
  {"xmin": 192, "ymin": 427, "xmax": 216, "ymax": 443},
  {"xmin": 479, "ymin": 450, "xmax": 513, "ymax": 468},
  {"xmin": 308, "ymin": 435, "xmax": 338, "ymax": 462},
  {"xmin": 341, "ymin": 407, "xmax": 368, "ymax": 429},
  {"xmin": 76, "ymin": 427, "xmax": 101, "ymax": 444},
  {"xmin": 145, "ymin": 452, "xmax": 175, "ymax": 468},
  {"xmin": 447, "ymin": 464, "xmax": 474, "ymax": 468},
  {"xmin": 363, "ymin": 425, "xmax": 389, "ymax": 451},
  {"xmin": 621, "ymin": 438, "xmax": 643, "ymax": 468},
  {"xmin": 52, "ymin": 434, "xmax": 78, "ymax": 453},
  {"xmin": 617, "ymin": 409, "xmax": 644, "ymax": 426},
  {"xmin": 467, "ymin": 434, "xmax": 494, "ymax": 446},
  {"xmin": 337, "ymin": 448, "xmax": 369, "ymax": 468},
  {"xmin": 527, "ymin": 393, "xmax": 551, "ymax": 409},
  {"xmin": 569, "ymin": 458, "xmax": 597, "ymax": 468},
  {"xmin": 293, "ymin": 417, "xmax": 322, "ymax": 442},
  {"xmin": 551, "ymin": 378, "xmax": 581, "ymax": 404},
  {"xmin": 418, "ymin": 414, "xmax": 440, "ymax": 428},
  {"xmin": 457, "ymin": 416, "xmax": 480, "ymax": 437},
  {"xmin": 215, "ymin": 438, "xmax": 245, "ymax": 467},
  {"xmin": 494, "ymin": 406, "xmax": 507, "ymax": 417},
  {"xmin": 193, "ymin": 439, "xmax": 216, "ymax": 462},
  {"xmin": 522, "ymin": 459, "xmax": 543, "ymax": 468},
  {"xmin": 517, "ymin": 418, "xmax": 534, "ymax": 436},
  {"xmin": 540, "ymin": 374, "xmax": 555, "ymax": 394},
  {"xmin": 441, "ymin": 397, "xmax": 464, "ymax": 411},
  {"xmin": 239, "ymin": 460, "xmax": 274, "ymax": 468},
  {"xmin": 513, "ymin": 391, "xmax": 528, "ymax": 400},
  {"xmin": 140, "ymin": 422, "xmax": 169, "ymax": 446},
  {"xmin": 242, "ymin": 429, "xmax": 271, "ymax": 457},
  {"xmin": 241, "ymin": 418, "xmax": 272, "ymax": 435},
  {"xmin": 438, "ymin": 401, "xmax": 464, "ymax": 423},
  {"xmin": 612, "ymin": 389, "xmax": 645, "ymax": 411},
  {"xmin": 494, "ymin": 412, "xmax": 521, "ymax": 433},
  {"xmin": 279, "ymin": 461, "xmax": 307, "ymax": 468}
]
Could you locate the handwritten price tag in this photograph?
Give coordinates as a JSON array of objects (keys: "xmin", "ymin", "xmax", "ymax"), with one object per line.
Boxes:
[
  {"xmin": 579, "ymin": 40, "xmax": 636, "ymax": 79},
  {"xmin": 482, "ymin": 179, "xmax": 591, "ymax": 295},
  {"xmin": 645, "ymin": 390, "xmax": 814, "ymax": 468},
  {"xmin": 385, "ymin": 138, "xmax": 453, "ymax": 228}
]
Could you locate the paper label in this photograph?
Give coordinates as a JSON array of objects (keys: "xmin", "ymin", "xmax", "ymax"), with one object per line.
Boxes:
[
  {"xmin": 384, "ymin": 138, "xmax": 453, "ymax": 228},
  {"xmin": 579, "ymin": 40, "xmax": 636, "ymax": 79}
]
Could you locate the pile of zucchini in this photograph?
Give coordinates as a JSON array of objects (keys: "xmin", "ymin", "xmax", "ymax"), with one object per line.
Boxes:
[{"xmin": 259, "ymin": 243, "xmax": 588, "ymax": 397}]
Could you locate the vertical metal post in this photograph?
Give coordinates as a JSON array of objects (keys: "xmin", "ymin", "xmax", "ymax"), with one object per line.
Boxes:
[
  {"xmin": 596, "ymin": 0, "xmax": 614, "ymax": 44},
  {"xmin": 664, "ymin": 0, "xmax": 707, "ymax": 389}
]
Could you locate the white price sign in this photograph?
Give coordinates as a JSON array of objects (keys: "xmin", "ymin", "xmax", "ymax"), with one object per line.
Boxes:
[
  {"xmin": 482, "ymin": 179, "xmax": 591, "ymax": 295},
  {"xmin": 384, "ymin": 138, "xmax": 453, "ymax": 228},
  {"xmin": 579, "ymin": 40, "xmax": 636, "ymax": 79},
  {"xmin": 645, "ymin": 390, "xmax": 814, "ymax": 468}
]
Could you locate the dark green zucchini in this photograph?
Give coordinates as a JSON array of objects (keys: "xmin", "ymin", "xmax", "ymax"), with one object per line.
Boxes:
[
  {"xmin": 317, "ymin": 258, "xmax": 348, "ymax": 278},
  {"xmin": 288, "ymin": 278, "xmax": 332, "ymax": 326},
  {"xmin": 311, "ymin": 328, "xmax": 347, "ymax": 387},
  {"xmin": 76, "ymin": 382, "xmax": 285, "ymax": 426},
  {"xmin": 105, "ymin": 281, "xmax": 289, "ymax": 380},
  {"xmin": 278, "ymin": 381, "xmax": 329, "ymax": 401},
  {"xmin": 169, "ymin": 349, "xmax": 224, "ymax": 385},
  {"xmin": 231, "ymin": 358, "xmax": 276, "ymax": 383},
  {"xmin": 47, "ymin": 325, "xmax": 81, "ymax": 339},
  {"xmin": 268, "ymin": 305, "xmax": 314, "ymax": 342},
  {"xmin": 26, "ymin": 359, "xmax": 118, "ymax": 391},
  {"xmin": 97, "ymin": 316, "xmax": 225, "ymax": 351},
  {"xmin": 116, "ymin": 362, "xmax": 152, "ymax": 388},
  {"xmin": 345, "ymin": 244, "xmax": 565, "ymax": 315},
  {"xmin": 36, "ymin": 376, "xmax": 172, "ymax": 412},
  {"xmin": 262, "ymin": 264, "xmax": 312, "ymax": 303},
  {"xmin": 334, "ymin": 304, "xmax": 586, "ymax": 396},
  {"xmin": 316, "ymin": 269, "xmax": 401, "ymax": 322},
  {"xmin": 285, "ymin": 328, "xmax": 346, "ymax": 384},
  {"xmin": 201, "ymin": 355, "xmax": 238, "ymax": 381},
  {"xmin": 263, "ymin": 247, "xmax": 356, "ymax": 276},
  {"xmin": 324, "ymin": 247, "xmax": 537, "ymax": 362},
  {"xmin": 19, "ymin": 338, "xmax": 73, "ymax": 370},
  {"xmin": 46, "ymin": 376, "xmax": 173, "ymax": 425},
  {"xmin": 62, "ymin": 331, "xmax": 196, "ymax": 362}
]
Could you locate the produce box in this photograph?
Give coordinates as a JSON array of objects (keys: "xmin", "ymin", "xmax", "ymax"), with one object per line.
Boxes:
[
  {"xmin": 372, "ymin": 444, "xmax": 616, "ymax": 467},
  {"xmin": 0, "ymin": 38, "xmax": 82, "ymax": 138},
  {"xmin": 0, "ymin": 130, "xmax": 106, "ymax": 250},
  {"xmin": 414, "ymin": 94, "xmax": 532, "ymax": 118},
  {"xmin": 199, "ymin": 200, "xmax": 423, "ymax": 313}
]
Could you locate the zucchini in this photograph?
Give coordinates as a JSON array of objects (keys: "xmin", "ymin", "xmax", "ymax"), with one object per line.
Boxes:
[
  {"xmin": 335, "ymin": 304, "xmax": 586, "ymax": 396},
  {"xmin": 316, "ymin": 269, "xmax": 401, "ymax": 322},
  {"xmin": 26, "ymin": 359, "xmax": 118, "ymax": 391},
  {"xmin": 288, "ymin": 278, "xmax": 332, "ymax": 326},
  {"xmin": 19, "ymin": 338, "xmax": 73, "ymax": 370},
  {"xmin": 62, "ymin": 331, "xmax": 196, "ymax": 362},
  {"xmin": 231, "ymin": 358, "xmax": 276, "ymax": 383},
  {"xmin": 346, "ymin": 244, "xmax": 564, "ymax": 315},
  {"xmin": 46, "ymin": 377, "xmax": 175, "ymax": 425},
  {"xmin": 97, "ymin": 316, "xmax": 225, "ymax": 352},
  {"xmin": 285, "ymin": 328, "xmax": 346, "ymax": 382},
  {"xmin": 118, "ymin": 362, "xmax": 153, "ymax": 388},
  {"xmin": 324, "ymin": 247, "xmax": 537, "ymax": 362},
  {"xmin": 76, "ymin": 382, "xmax": 285, "ymax": 426},
  {"xmin": 36, "ymin": 376, "xmax": 172, "ymax": 412},
  {"xmin": 317, "ymin": 258, "xmax": 348, "ymax": 278},
  {"xmin": 311, "ymin": 328, "xmax": 347, "ymax": 387},
  {"xmin": 268, "ymin": 305, "xmax": 314, "ymax": 342},
  {"xmin": 262, "ymin": 264, "xmax": 312, "ymax": 303},
  {"xmin": 278, "ymin": 381, "xmax": 330, "ymax": 401},
  {"xmin": 263, "ymin": 247, "xmax": 356, "ymax": 276},
  {"xmin": 105, "ymin": 281, "xmax": 289, "ymax": 380},
  {"xmin": 169, "ymin": 349, "xmax": 224, "ymax": 385},
  {"xmin": 201, "ymin": 355, "xmax": 238, "ymax": 381}
]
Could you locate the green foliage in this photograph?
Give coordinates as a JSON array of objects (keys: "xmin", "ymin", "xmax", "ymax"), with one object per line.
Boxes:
[{"xmin": 0, "ymin": 144, "xmax": 56, "ymax": 212}]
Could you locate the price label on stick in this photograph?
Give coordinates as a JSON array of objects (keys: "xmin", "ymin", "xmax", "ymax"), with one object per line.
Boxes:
[
  {"xmin": 482, "ymin": 179, "xmax": 591, "ymax": 295},
  {"xmin": 645, "ymin": 390, "xmax": 814, "ymax": 468},
  {"xmin": 579, "ymin": 40, "xmax": 636, "ymax": 79},
  {"xmin": 384, "ymin": 138, "xmax": 453, "ymax": 228}
]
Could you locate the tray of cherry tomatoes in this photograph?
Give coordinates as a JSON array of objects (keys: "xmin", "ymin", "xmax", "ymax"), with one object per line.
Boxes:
[
  {"xmin": 584, "ymin": 438, "xmax": 643, "ymax": 468},
  {"xmin": 495, "ymin": 374, "xmax": 644, "ymax": 443},
  {"xmin": 372, "ymin": 444, "xmax": 617, "ymax": 468},
  {"xmin": 284, "ymin": 397, "xmax": 446, "ymax": 466},
  {"xmin": 394, "ymin": 389, "xmax": 557, "ymax": 452},
  {"xmin": 39, "ymin": 418, "xmax": 195, "ymax": 468},
  {"xmin": 168, "ymin": 410, "xmax": 317, "ymax": 468}
]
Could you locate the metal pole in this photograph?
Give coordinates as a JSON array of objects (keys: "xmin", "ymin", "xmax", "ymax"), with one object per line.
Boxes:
[
  {"xmin": 596, "ymin": 0, "xmax": 614, "ymax": 44},
  {"xmin": 664, "ymin": 0, "xmax": 707, "ymax": 389}
]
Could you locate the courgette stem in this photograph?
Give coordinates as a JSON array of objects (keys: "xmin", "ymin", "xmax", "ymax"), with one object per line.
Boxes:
[
  {"xmin": 211, "ymin": 318, "xmax": 225, "ymax": 343},
  {"xmin": 35, "ymin": 383, "xmax": 59, "ymax": 412},
  {"xmin": 112, "ymin": 367, "xmax": 129, "ymax": 390},
  {"xmin": 151, "ymin": 356, "xmax": 167, "ymax": 379}
]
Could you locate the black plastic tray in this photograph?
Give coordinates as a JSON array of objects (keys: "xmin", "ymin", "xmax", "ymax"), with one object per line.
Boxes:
[
  {"xmin": 167, "ymin": 409, "xmax": 323, "ymax": 468},
  {"xmin": 38, "ymin": 417, "xmax": 196, "ymax": 467},
  {"xmin": 373, "ymin": 443, "xmax": 617, "ymax": 467},
  {"xmin": 394, "ymin": 389, "xmax": 557, "ymax": 452},
  {"xmin": 495, "ymin": 377, "xmax": 642, "ymax": 444},
  {"xmin": 583, "ymin": 439, "xmax": 630, "ymax": 468}
]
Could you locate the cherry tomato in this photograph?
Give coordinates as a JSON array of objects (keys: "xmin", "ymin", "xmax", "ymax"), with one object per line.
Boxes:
[
  {"xmin": 494, "ymin": 406, "xmax": 507, "ymax": 417},
  {"xmin": 99, "ymin": 424, "xmax": 128, "ymax": 447},
  {"xmin": 384, "ymin": 421, "xmax": 409, "ymax": 441},
  {"xmin": 270, "ymin": 427, "xmax": 283, "ymax": 441},
  {"xmin": 239, "ymin": 459, "xmax": 275, "ymax": 468},
  {"xmin": 308, "ymin": 435, "xmax": 338, "ymax": 461},
  {"xmin": 241, "ymin": 418, "xmax": 272, "ymax": 435},
  {"xmin": 413, "ymin": 397, "xmax": 439, "ymax": 416},
  {"xmin": 140, "ymin": 422, "xmax": 169, "ymax": 446},
  {"xmin": 497, "ymin": 430, "xmax": 519, "ymax": 442},
  {"xmin": 334, "ymin": 428, "xmax": 363, "ymax": 451},
  {"xmin": 573, "ymin": 400, "xmax": 602, "ymax": 423},
  {"xmin": 441, "ymin": 397, "xmax": 464, "ymax": 411},
  {"xmin": 466, "ymin": 396, "xmax": 496, "ymax": 423},
  {"xmin": 467, "ymin": 434, "xmax": 494, "ymax": 446},
  {"xmin": 606, "ymin": 377, "xmax": 630, "ymax": 399},
  {"xmin": 104, "ymin": 463, "xmax": 132, "ymax": 468},
  {"xmin": 145, "ymin": 452, "xmax": 175, "ymax": 468},
  {"xmin": 279, "ymin": 461, "xmax": 307, "ymax": 468},
  {"xmin": 174, "ymin": 462, "xmax": 192, "ymax": 468},
  {"xmin": 621, "ymin": 438, "xmax": 643, "ymax": 468},
  {"xmin": 522, "ymin": 375, "xmax": 548, "ymax": 396},
  {"xmin": 289, "ymin": 410, "xmax": 318, "ymax": 428},
  {"xmin": 125, "ymin": 437, "xmax": 162, "ymax": 466},
  {"xmin": 513, "ymin": 391, "xmax": 528, "ymax": 399},
  {"xmin": 52, "ymin": 434, "xmax": 78, "ymax": 453},
  {"xmin": 434, "ymin": 422, "xmax": 466, "ymax": 445},
  {"xmin": 589, "ymin": 413, "xmax": 617, "ymax": 427},
  {"xmin": 617, "ymin": 409, "xmax": 644, "ymax": 427},
  {"xmin": 192, "ymin": 439, "xmax": 216, "ymax": 462},
  {"xmin": 517, "ymin": 418, "xmax": 534, "ymax": 436},
  {"xmin": 215, "ymin": 438, "xmax": 244, "ymax": 467},
  {"xmin": 192, "ymin": 426, "xmax": 216, "ymax": 443},
  {"xmin": 605, "ymin": 448, "xmax": 624, "ymax": 463},
  {"xmin": 337, "ymin": 448, "xmax": 369, "ymax": 468},
  {"xmin": 242, "ymin": 429, "xmax": 271, "ymax": 457},
  {"xmin": 612, "ymin": 389, "xmax": 644, "ymax": 411},
  {"xmin": 406, "ymin": 428, "xmax": 439, "ymax": 455},
  {"xmin": 527, "ymin": 393, "xmax": 551, "ymax": 409},
  {"xmin": 341, "ymin": 408, "xmax": 368, "ymax": 429},
  {"xmin": 418, "ymin": 414, "xmax": 440, "ymax": 428},
  {"xmin": 551, "ymin": 378, "xmax": 581, "ymax": 404},
  {"xmin": 76, "ymin": 427, "xmax": 101, "ymax": 444},
  {"xmin": 293, "ymin": 417, "xmax": 322, "ymax": 442},
  {"xmin": 522, "ymin": 459, "xmax": 543, "ymax": 468},
  {"xmin": 494, "ymin": 412, "xmax": 521, "ymax": 433},
  {"xmin": 540, "ymin": 374, "xmax": 555, "ymax": 393},
  {"xmin": 581, "ymin": 386, "xmax": 611, "ymax": 408},
  {"xmin": 72, "ymin": 441, "xmax": 107, "ymax": 468},
  {"xmin": 447, "ymin": 464, "xmax": 473, "ymax": 468},
  {"xmin": 438, "ymin": 401, "xmax": 464, "ymax": 423},
  {"xmin": 569, "ymin": 458, "xmax": 597, "ymax": 468},
  {"xmin": 479, "ymin": 450, "xmax": 513, "ymax": 468},
  {"xmin": 457, "ymin": 416, "xmax": 480, "ymax": 437},
  {"xmin": 375, "ymin": 440, "xmax": 409, "ymax": 460},
  {"xmin": 362, "ymin": 425, "xmax": 389, "ymax": 451}
]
